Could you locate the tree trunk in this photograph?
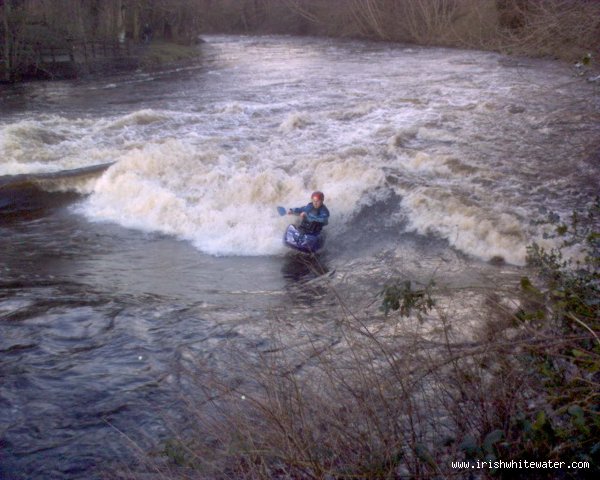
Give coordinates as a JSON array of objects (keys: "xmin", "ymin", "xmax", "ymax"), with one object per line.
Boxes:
[
  {"xmin": 116, "ymin": 0, "xmax": 125, "ymax": 43},
  {"xmin": 2, "ymin": 0, "xmax": 12, "ymax": 81},
  {"xmin": 131, "ymin": 0, "xmax": 140, "ymax": 42}
]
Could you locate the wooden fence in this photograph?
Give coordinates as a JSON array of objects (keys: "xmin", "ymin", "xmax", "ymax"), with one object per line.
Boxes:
[
  {"xmin": 14, "ymin": 39, "xmax": 138, "ymax": 79},
  {"xmin": 37, "ymin": 40, "xmax": 133, "ymax": 64},
  {"xmin": 1, "ymin": 38, "xmax": 143, "ymax": 81}
]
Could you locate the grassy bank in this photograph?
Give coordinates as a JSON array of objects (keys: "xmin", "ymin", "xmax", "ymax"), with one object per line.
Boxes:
[{"xmin": 138, "ymin": 41, "xmax": 203, "ymax": 70}]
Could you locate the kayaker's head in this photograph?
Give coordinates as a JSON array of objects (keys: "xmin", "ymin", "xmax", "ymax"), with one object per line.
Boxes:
[{"xmin": 311, "ymin": 191, "xmax": 324, "ymax": 208}]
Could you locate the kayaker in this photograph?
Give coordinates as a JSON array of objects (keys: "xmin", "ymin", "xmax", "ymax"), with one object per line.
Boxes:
[{"xmin": 288, "ymin": 191, "xmax": 330, "ymax": 234}]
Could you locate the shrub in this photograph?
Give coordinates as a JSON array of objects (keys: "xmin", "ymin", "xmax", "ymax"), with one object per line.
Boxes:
[{"xmin": 132, "ymin": 198, "xmax": 599, "ymax": 478}]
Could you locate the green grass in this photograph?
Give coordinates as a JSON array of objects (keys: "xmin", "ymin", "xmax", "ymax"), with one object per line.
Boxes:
[{"xmin": 139, "ymin": 41, "xmax": 202, "ymax": 68}]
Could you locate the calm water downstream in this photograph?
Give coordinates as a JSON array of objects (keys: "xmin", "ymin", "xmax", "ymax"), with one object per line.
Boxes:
[{"xmin": 1, "ymin": 35, "xmax": 598, "ymax": 479}]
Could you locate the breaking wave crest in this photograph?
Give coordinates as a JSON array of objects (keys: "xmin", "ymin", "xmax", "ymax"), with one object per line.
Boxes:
[
  {"xmin": 76, "ymin": 139, "xmax": 385, "ymax": 256},
  {"xmin": 2, "ymin": 36, "xmax": 598, "ymax": 264}
]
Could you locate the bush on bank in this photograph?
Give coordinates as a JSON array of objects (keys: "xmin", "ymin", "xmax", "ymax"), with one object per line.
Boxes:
[
  {"xmin": 197, "ymin": 0, "xmax": 600, "ymax": 63},
  {"xmin": 120, "ymin": 200, "xmax": 598, "ymax": 479},
  {"xmin": 513, "ymin": 198, "xmax": 599, "ymax": 472}
]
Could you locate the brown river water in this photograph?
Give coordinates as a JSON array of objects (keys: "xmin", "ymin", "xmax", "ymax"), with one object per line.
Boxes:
[{"xmin": 0, "ymin": 35, "xmax": 598, "ymax": 478}]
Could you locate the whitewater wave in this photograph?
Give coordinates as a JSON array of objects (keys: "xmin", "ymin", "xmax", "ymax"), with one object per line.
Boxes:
[
  {"xmin": 75, "ymin": 139, "xmax": 385, "ymax": 256},
  {"xmin": 0, "ymin": 108, "xmax": 546, "ymax": 264},
  {"xmin": 103, "ymin": 109, "xmax": 169, "ymax": 129},
  {"xmin": 279, "ymin": 112, "xmax": 312, "ymax": 132},
  {"xmin": 401, "ymin": 187, "xmax": 528, "ymax": 265},
  {"xmin": 2, "ymin": 34, "xmax": 597, "ymax": 266}
]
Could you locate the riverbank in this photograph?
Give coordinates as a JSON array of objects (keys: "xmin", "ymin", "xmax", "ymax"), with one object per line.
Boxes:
[
  {"xmin": 0, "ymin": 40, "xmax": 204, "ymax": 82},
  {"xmin": 137, "ymin": 40, "xmax": 204, "ymax": 70},
  {"xmin": 79, "ymin": 40, "xmax": 205, "ymax": 77},
  {"xmin": 3, "ymin": 0, "xmax": 598, "ymax": 83},
  {"xmin": 5, "ymin": 36, "xmax": 598, "ymax": 86}
]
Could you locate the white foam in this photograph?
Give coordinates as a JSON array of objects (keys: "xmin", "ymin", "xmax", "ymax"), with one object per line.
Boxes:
[
  {"xmin": 329, "ymin": 102, "xmax": 377, "ymax": 121},
  {"xmin": 387, "ymin": 126, "xmax": 419, "ymax": 149},
  {"xmin": 402, "ymin": 187, "xmax": 528, "ymax": 265},
  {"xmin": 0, "ymin": 115, "xmax": 124, "ymax": 175},
  {"xmin": 400, "ymin": 152, "xmax": 452, "ymax": 175},
  {"xmin": 3, "ymin": 37, "xmax": 596, "ymax": 265},
  {"xmin": 77, "ymin": 139, "xmax": 384, "ymax": 256},
  {"xmin": 279, "ymin": 112, "xmax": 311, "ymax": 132},
  {"xmin": 417, "ymin": 126, "xmax": 457, "ymax": 143},
  {"xmin": 103, "ymin": 109, "xmax": 169, "ymax": 129}
]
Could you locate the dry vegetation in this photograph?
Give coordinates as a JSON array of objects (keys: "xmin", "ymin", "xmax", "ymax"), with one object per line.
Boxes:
[
  {"xmin": 2, "ymin": 0, "xmax": 600, "ymax": 80},
  {"xmin": 119, "ymin": 273, "xmax": 598, "ymax": 479},
  {"xmin": 194, "ymin": 0, "xmax": 600, "ymax": 63},
  {"xmin": 197, "ymin": 0, "xmax": 600, "ymax": 62},
  {"xmin": 111, "ymin": 202, "xmax": 598, "ymax": 479}
]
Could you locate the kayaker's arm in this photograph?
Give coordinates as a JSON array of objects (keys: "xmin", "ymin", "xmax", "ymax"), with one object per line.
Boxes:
[
  {"xmin": 289, "ymin": 203, "xmax": 329, "ymax": 225},
  {"xmin": 288, "ymin": 204, "xmax": 310, "ymax": 216}
]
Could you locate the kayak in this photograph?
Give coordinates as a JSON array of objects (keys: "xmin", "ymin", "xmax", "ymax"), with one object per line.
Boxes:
[{"xmin": 283, "ymin": 224, "xmax": 325, "ymax": 253}]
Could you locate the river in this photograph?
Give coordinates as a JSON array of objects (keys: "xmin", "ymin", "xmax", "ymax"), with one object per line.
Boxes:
[{"xmin": 0, "ymin": 35, "xmax": 598, "ymax": 479}]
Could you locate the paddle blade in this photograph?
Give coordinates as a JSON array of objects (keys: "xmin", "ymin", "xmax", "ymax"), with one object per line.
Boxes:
[{"xmin": 277, "ymin": 206, "xmax": 286, "ymax": 216}]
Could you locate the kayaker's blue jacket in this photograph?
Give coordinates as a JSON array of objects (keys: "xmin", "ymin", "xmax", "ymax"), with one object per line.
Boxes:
[{"xmin": 290, "ymin": 203, "xmax": 330, "ymax": 234}]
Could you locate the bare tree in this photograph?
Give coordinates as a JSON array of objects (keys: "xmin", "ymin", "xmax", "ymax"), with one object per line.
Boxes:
[
  {"xmin": 1, "ymin": 0, "xmax": 29, "ymax": 82},
  {"xmin": 2, "ymin": 0, "xmax": 598, "ymax": 82}
]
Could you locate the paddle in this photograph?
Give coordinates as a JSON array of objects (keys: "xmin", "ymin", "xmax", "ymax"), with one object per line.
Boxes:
[{"xmin": 277, "ymin": 206, "xmax": 287, "ymax": 216}]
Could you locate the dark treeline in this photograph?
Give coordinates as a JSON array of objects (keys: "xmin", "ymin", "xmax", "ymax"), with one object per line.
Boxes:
[{"xmin": 2, "ymin": 0, "xmax": 599, "ymax": 81}]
